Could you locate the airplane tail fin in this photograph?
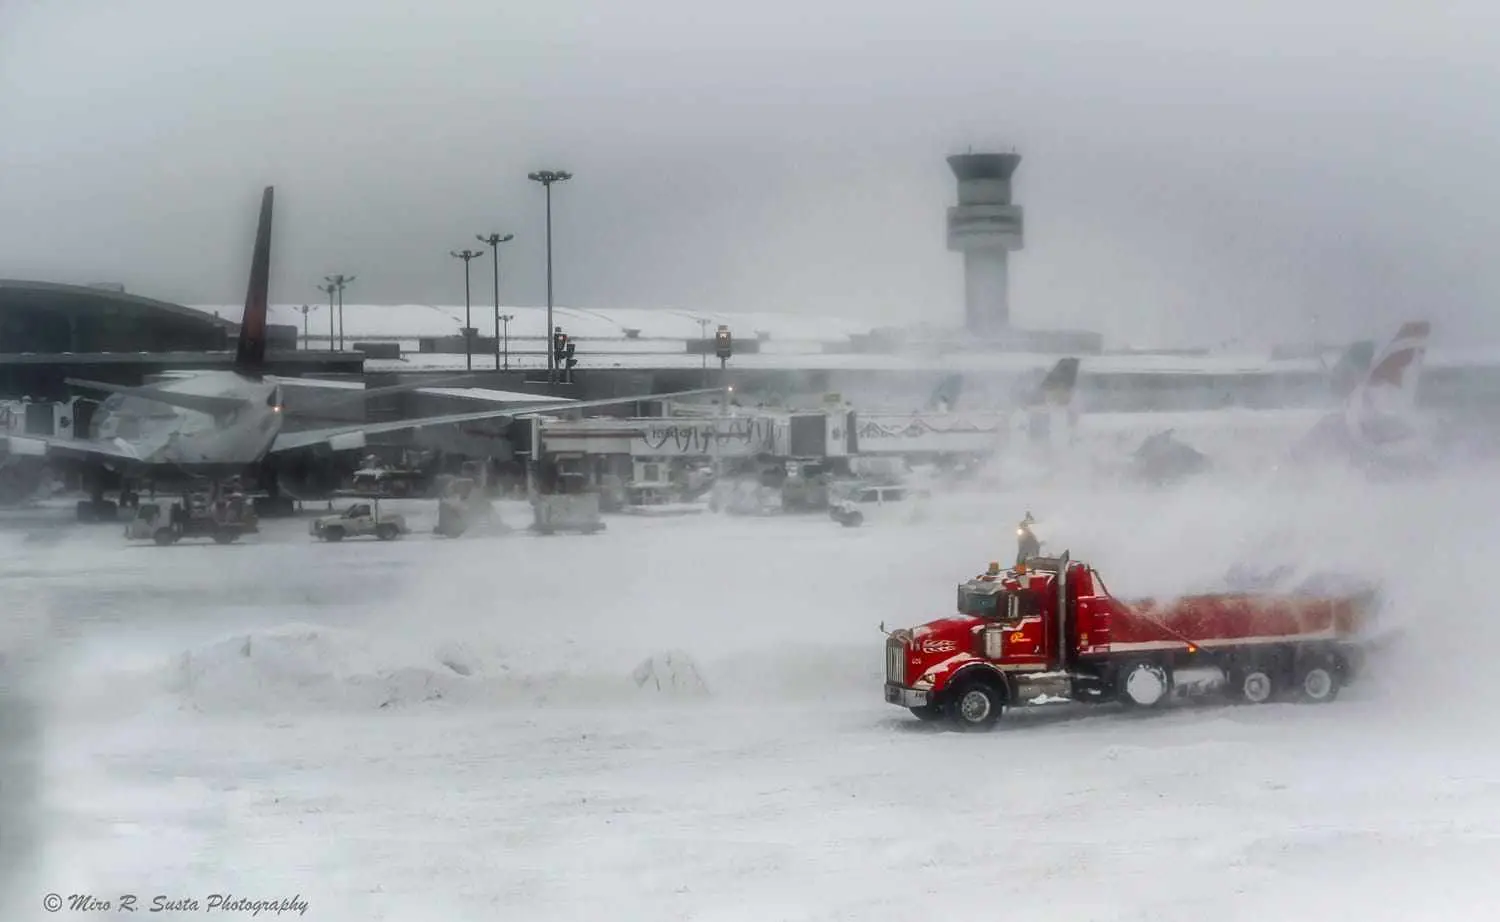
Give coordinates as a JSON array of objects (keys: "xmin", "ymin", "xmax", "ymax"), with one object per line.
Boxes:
[
  {"xmin": 1343, "ymin": 320, "xmax": 1430, "ymax": 440},
  {"xmin": 1034, "ymin": 358, "xmax": 1080, "ymax": 409},
  {"xmin": 928, "ymin": 373, "xmax": 964, "ymax": 411},
  {"xmin": 1327, "ymin": 339, "xmax": 1375, "ymax": 400},
  {"xmin": 234, "ymin": 186, "xmax": 274, "ymax": 378},
  {"xmin": 1292, "ymin": 321, "xmax": 1431, "ymax": 461}
]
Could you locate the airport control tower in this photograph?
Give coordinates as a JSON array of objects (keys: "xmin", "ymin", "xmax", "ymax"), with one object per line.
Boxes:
[{"xmin": 946, "ymin": 152, "xmax": 1024, "ymax": 336}]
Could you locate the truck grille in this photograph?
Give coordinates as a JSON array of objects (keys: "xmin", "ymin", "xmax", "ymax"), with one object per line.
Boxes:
[{"xmin": 886, "ymin": 637, "xmax": 906, "ymax": 684}]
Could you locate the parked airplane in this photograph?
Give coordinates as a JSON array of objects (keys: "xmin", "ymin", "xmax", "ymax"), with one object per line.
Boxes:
[
  {"xmin": 2, "ymin": 187, "xmax": 724, "ymax": 520},
  {"xmin": 1072, "ymin": 321, "xmax": 1433, "ymax": 483},
  {"xmin": 1285, "ymin": 320, "xmax": 1432, "ymax": 474}
]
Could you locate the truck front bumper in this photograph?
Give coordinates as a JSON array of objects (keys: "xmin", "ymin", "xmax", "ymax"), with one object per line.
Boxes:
[{"xmin": 884, "ymin": 683, "xmax": 931, "ymax": 708}]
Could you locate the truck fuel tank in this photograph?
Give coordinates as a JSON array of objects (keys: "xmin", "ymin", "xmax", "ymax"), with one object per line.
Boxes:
[{"xmin": 1168, "ymin": 665, "xmax": 1227, "ymax": 701}]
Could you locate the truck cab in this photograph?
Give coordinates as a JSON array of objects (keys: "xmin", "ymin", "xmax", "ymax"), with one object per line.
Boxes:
[{"xmin": 885, "ymin": 552, "xmax": 1372, "ymax": 730}]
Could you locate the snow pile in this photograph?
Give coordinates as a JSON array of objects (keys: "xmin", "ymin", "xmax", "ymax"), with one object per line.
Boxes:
[
  {"xmin": 161, "ymin": 626, "xmax": 721, "ymax": 714},
  {"xmin": 167, "ymin": 625, "xmax": 463, "ymax": 712},
  {"xmin": 630, "ymin": 650, "xmax": 710, "ymax": 696}
]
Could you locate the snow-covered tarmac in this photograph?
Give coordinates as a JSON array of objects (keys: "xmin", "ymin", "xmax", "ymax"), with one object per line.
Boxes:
[{"xmin": 4, "ymin": 474, "xmax": 1500, "ymax": 920}]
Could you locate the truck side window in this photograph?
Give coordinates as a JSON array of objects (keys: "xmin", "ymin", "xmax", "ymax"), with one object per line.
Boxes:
[{"xmin": 1012, "ymin": 590, "xmax": 1041, "ymax": 619}]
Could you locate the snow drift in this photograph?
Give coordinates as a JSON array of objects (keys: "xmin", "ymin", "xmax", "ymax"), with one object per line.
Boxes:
[{"xmin": 159, "ymin": 625, "xmax": 719, "ymax": 714}]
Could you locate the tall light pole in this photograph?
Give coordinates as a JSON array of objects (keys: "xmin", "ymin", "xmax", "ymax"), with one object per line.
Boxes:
[
  {"xmin": 498, "ymin": 312, "xmax": 515, "ymax": 370},
  {"xmin": 324, "ymin": 274, "xmax": 355, "ymax": 350},
  {"xmin": 527, "ymin": 169, "xmax": 572, "ymax": 383},
  {"xmin": 697, "ymin": 317, "xmax": 711, "ymax": 387},
  {"xmin": 477, "ymin": 232, "xmax": 514, "ymax": 371},
  {"xmin": 296, "ymin": 304, "xmax": 316, "ymax": 349},
  {"xmin": 316, "ymin": 282, "xmax": 337, "ymax": 349},
  {"xmin": 450, "ymin": 249, "xmax": 483, "ymax": 371}
]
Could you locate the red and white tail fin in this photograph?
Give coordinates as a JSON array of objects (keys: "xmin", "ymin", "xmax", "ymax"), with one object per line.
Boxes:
[
  {"xmin": 1342, "ymin": 321, "xmax": 1429, "ymax": 445},
  {"xmin": 233, "ymin": 186, "xmax": 274, "ymax": 379}
]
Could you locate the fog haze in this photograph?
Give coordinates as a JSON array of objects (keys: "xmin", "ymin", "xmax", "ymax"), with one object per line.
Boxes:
[{"xmin": 3, "ymin": 0, "xmax": 1499, "ymax": 347}]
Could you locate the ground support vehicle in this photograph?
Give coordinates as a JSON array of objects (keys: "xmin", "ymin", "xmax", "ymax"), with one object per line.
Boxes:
[
  {"xmin": 882, "ymin": 552, "xmax": 1379, "ymax": 730},
  {"xmin": 530, "ymin": 493, "xmax": 605, "ymax": 535},
  {"xmin": 434, "ymin": 478, "xmax": 509, "ymax": 537},
  {"xmin": 829, "ymin": 483, "xmax": 930, "ymax": 527},
  {"xmin": 126, "ymin": 491, "xmax": 258, "ymax": 545},
  {"xmin": 310, "ymin": 497, "xmax": 408, "ymax": 541}
]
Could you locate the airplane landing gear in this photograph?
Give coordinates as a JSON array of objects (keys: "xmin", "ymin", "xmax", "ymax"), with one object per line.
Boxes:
[
  {"xmin": 76, "ymin": 497, "xmax": 119, "ymax": 523},
  {"xmin": 76, "ymin": 472, "xmax": 120, "ymax": 523}
]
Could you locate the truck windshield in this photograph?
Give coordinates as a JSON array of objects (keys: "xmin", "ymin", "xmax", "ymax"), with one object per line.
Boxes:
[
  {"xmin": 957, "ymin": 587, "xmax": 1037, "ymax": 621},
  {"xmin": 957, "ymin": 587, "xmax": 999, "ymax": 616}
]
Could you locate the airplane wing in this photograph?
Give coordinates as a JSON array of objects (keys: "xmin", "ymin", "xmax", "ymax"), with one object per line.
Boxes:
[
  {"xmin": 65, "ymin": 378, "xmax": 250, "ymax": 417},
  {"xmin": 4, "ymin": 432, "xmax": 142, "ymax": 464},
  {"xmin": 268, "ymin": 387, "xmax": 728, "ymax": 454},
  {"xmin": 270, "ymin": 373, "xmax": 576, "ymax": 407}
]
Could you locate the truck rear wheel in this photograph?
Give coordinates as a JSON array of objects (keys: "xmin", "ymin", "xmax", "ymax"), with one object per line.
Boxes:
[
  {"xmin": 944, "ymin": 675, "xmax": 1005, "ymax": 731},
  {"xmin": 376, "ymin": 524, "xmax": 399, "ymax": 540},
  {"xmin": 1233, "ymin": 667, "xmax": 1276, "ymax": 704},
  {"xmin": 1294, "ymin": 659, "xmax": 1341, "ymax": 703}
]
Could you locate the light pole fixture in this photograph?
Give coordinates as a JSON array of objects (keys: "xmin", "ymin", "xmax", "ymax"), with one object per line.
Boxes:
[
  {"xmin": 498, "ymin": 312, "xmax": 515, "ymax": 371},
  {"xmin": 450, "ymin": 249, "xmax": 484, "ymax": 371},
  {"xmin": 323, "ymin": 274, "xmax": 355, "ymax": 350},
  {"xmin": 527, "ymin": 169, "xmax": 572, "ymax": 383},
  {"xmin": 477, "ymin": 232, "xmax": 515, "ymax": 371},
  {"xmin": 316, "ymin": 282, "xmax": 337, "ymax": 349}
]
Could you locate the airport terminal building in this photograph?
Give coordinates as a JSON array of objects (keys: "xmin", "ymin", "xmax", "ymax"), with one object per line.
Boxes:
[{"xmin": 4, "ymin": 279, "xmax": 1500, "ymax": 443}]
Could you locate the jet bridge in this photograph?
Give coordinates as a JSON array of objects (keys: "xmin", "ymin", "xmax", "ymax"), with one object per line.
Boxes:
[
  {"xmin": 531, "ymin": 410, "xmax": 853, "ymax": 461},
  {"xmin": 532, "ymin": 408, "xmax": 1013, "ymax": 461}
]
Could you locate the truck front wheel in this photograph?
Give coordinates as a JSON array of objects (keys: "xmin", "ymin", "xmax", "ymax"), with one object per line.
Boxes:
[
  {"xmin": 1119, "ymin": 660, "xmax": 1171, "ymax": 708},
  {"xmin": 944, "ymin": 676, "xmax": 1004, "ymax": 731}
]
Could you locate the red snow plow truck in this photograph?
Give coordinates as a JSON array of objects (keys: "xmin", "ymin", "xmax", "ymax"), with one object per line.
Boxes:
[{"xmin": 883, "ymin": 552, "xmax": 1379, "ymax": 730}]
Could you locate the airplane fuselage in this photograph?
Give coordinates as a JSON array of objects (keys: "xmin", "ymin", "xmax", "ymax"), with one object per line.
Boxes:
[{"xmin": 91, "ymin": 371, "xmax": 284, "ymax": 469}]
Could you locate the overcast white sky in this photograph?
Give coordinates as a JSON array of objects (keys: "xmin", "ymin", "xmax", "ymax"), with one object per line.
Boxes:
[{"xmin": 3, "ymin": 0, "xmax": 1499, "ymax": 348}]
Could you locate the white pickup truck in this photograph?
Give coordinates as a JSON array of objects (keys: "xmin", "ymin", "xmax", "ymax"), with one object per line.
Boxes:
[
  {"xmin": 829, "ymin": 483, "xmax": 931, "ymax": 527},
  {"xmin": 310, "ymin": 499, "xmax": 409, "ymax": 542}
]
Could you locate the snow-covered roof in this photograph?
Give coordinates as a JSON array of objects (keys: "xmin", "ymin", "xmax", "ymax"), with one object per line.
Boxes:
[
  {"xmin": 360, "ymin": 349, "xmax": 1332, "ymax": 376},
  {"xmin": 187, "ymin": 303, "xmax": 877, "ymax": 344},
  {"xmin": 180, "ymin": 302, "xmax": 1500, "ymax": 375}
]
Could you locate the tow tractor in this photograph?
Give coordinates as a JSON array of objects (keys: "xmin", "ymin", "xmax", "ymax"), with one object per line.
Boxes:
[{"xmin": 882, "ymin": 550, "xmax": 1380, "ymax": 730}]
